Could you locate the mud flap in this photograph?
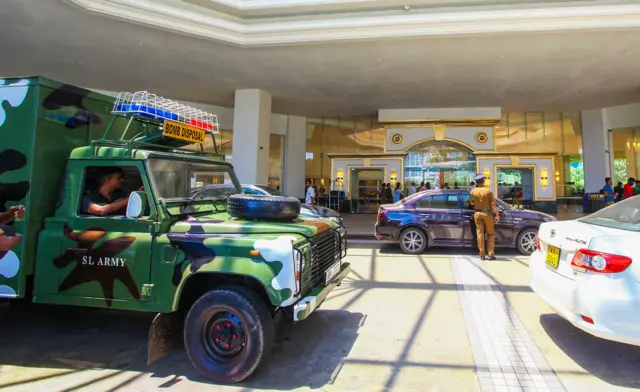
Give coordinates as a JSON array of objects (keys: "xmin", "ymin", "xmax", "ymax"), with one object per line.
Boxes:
[{"xmin": 148, "ymin": 311, "xmax": 184, "ymax": 365}]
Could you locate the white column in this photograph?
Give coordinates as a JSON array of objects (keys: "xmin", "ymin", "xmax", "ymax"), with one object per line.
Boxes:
[
  {"xmin": 283, "ymin": 115, "xmax": 306, "ymax": 199},
  {"xmin": 581, "ymin": 109, "xmax": 611, "ymax": 193},
  {"xmin": 232, "ymin": 89, "xmax": 271, "ymax": 184}
]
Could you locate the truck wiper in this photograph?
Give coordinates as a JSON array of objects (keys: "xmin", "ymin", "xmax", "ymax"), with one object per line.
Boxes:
[{"xmin": 185, "ymin": 189, "xmax": 234, "ymax": 205}]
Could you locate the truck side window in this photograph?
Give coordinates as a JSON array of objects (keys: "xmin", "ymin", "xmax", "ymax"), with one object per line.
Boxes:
[{"xmin": 79, "ymin": 166, "xmax": 145, "ymax": 217}]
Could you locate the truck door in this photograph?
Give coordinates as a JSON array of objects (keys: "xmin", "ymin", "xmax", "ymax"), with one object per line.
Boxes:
[{"xmin": 54, "ymin": 163, "xmax": 154, "ymax": 308}]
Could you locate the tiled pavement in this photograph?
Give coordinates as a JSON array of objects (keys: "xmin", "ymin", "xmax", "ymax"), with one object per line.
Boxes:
[
  {"xmin": 2, "ymin": 243, "xmax": 640, "ymax": 391},
  {"xmin": 453, "ymin": 256, "xmax": 565, "ymax": 392}
]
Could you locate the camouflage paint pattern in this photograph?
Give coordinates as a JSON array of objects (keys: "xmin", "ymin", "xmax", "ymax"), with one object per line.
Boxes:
[{"xmin": 0, "ymin": 77, "xmax": 349, "ymax": 320}]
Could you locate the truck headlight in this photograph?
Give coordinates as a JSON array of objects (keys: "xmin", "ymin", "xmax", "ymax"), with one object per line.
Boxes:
[{"xmin": 293, "ymin": 248, "xmax": 303, "ymax": 294}]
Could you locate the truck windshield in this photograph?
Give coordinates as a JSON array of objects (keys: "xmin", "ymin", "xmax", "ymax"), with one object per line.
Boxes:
[
  {"xmin": 580, "ymin": 196, "xmax": 640, "ymax": 232},
  {"xmin": 148, "ymin": 158, "xmax": 241, "ymax": 201}
]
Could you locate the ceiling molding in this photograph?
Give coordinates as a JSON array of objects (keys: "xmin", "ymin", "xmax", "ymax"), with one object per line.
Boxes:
[{"xmin": 67, "ymin": 0, "xmax": 640, "ymax": 46}]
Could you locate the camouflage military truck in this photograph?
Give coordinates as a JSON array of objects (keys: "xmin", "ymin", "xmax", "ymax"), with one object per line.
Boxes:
[{"xmin": 0, "ymin": 77, "xmax": 349, "ymax": 383}]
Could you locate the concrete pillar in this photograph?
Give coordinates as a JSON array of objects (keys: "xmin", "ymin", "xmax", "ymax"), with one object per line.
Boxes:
[
  {"xmin": 232, "ymin": 89, "xmax": 271, "ymax": 184},
  {"xmin": 581, "ymin": 109, "xmax": 611, "ymax": 192},
  {"xmin": 283, "ymin": 115, "xmax": 306, "ymax": 199}
]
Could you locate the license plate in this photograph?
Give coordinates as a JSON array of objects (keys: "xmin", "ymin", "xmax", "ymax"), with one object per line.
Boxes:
[
  {"xmin": 324, "ymin": 262, "xmax": 341, "ymax": 284},
  {"xmin": 545, "ymin": 245, "xmax": 561, "ymax": 269}
]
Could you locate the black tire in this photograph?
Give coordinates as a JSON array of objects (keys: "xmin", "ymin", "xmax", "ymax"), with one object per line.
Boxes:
[
  {"xmin": 516, "ymin": 228, "xmax": 538, "ymax": 256},
  {"xmin": 398, "ymin": 227, "xmax": 427, "ymax": 254},
  {"xmin": 227, "ymin": 194, "xmax": 300, "ymax": 221},
  {"xmin": 184, "ymin": 286, "xmax": 275, "ymax": 383}
]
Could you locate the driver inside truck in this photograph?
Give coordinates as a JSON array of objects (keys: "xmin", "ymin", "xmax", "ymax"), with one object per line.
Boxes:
[{"xmin": 82, "ymin": 167, "xmax": 143, "ymax": 216}]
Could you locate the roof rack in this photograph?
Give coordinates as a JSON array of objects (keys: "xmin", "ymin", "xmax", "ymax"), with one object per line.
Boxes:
[
  {"xmin": 94, "ymin": 91, "xmax": 223, "ymax": 157},
  {"xmin": 111, "ymin": 91, "xmax": 219, "ymax": 134}
]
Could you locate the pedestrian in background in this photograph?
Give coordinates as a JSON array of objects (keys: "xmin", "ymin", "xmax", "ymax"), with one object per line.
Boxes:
[
  {"xmin": 419, "ymin": 182, "xmax": 427, "ymax": 192},
  {"xmin": 614, "ymin": 181, "xmax": 624, "ymax": 203},
  {"xmin": 602, "ymin": 177, "xmax": 616, "ymax": 207},
  {"xmin": 393, "ymin": 183, "xmax": 403, "ymax": 203},
  {"xmin": 624, "ymin": 178, "xmax": 636, "ymax": 199},
  {"xmin": 382, "ymin": 183, "xmax": 393, "ymax": 204},
  {"xmin": 304, "ymin": 178, "xmax": 316, "ymax": 205},
  {"xmin": 408, "ymin": 182, "xmax": 417, "ymax": 196}
]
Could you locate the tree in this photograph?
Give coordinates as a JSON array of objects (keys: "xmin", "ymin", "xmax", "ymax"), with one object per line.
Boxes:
[{"xmin": 614, "ymin": 159, "xmax": 628, "ymax": 184}]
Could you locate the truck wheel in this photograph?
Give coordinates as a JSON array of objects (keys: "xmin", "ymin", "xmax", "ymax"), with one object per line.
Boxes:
[
  {"xmin": 184, "ymin": 286, "xmax": 274, "ymax": 383},
  {"xmin": 227, "ymin": 194, "xmax": 300, "ymax": 221}
]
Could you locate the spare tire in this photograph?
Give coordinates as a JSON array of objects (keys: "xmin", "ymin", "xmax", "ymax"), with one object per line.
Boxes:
[{"xmin": 227, "ymin": 194, "xmax": 301, "ymax": 221}]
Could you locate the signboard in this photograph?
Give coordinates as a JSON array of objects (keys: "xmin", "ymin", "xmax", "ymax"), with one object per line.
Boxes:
[{"xmin": 163, "ymin": 120, "xmax": 206, "ymax": 144}]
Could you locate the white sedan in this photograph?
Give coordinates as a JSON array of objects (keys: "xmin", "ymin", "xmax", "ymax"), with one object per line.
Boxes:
[{"xmin": 530, "ymin": 196, "xmax": 640, "ymax": 346}]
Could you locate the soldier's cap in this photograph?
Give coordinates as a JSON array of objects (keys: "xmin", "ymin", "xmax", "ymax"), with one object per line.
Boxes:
[{"xmin": 473, "ymin": 173, "xmax": 485, "ymax": 182}]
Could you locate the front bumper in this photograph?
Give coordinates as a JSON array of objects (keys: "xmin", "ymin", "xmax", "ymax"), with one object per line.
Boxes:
[
  {"xmin": 530, "ymin": 251, "xmax": 640, "ymax": 346},
  {"xmin": 293, "ymin": 262, "xmax": 351, "ymax": 322}
]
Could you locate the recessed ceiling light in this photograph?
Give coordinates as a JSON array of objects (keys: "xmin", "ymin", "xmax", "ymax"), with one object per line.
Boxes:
[{"xmin": 262, "ymin": 63, "xmax": 266, "ymax": 67}]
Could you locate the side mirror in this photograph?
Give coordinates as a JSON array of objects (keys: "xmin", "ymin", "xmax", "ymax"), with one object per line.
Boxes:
[{"xmin": 126, "ymin": 191, "xmax": 148, "ymax": 219}]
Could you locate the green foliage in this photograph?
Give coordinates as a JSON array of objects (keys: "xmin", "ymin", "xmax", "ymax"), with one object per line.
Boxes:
[
  {"xmin": 570, "ymin": 163, "xmax": 584, "ymax": 189},
  {"xmin": 614, "ymin": 159, "xmax": 628, "ymax": 184}
]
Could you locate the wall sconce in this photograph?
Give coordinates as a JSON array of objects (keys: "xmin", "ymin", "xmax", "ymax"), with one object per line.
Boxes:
[
  {"xmin": 336, "ymin": 169, "xmax": 344, "ymax": 187},
  {"xmin": 320, "ymin": 178, "xmax": 325, "ymax": 186},
  {"xmin": 555, "ymin": 170, "xmax": 560, "ymax": 182},
  {"xmin": 483, "ymin": 168, "xmax": 491, "ymax": 182},
  {"xmin": 540, "ymin": 169, "xmax": 549, "ymax": 188},
  {"xmin": 390, "ymin": 171, "xmax": 398, "ymax": 183}
]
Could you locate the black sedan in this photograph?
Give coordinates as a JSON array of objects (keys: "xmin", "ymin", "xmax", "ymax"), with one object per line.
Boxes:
[{"xmin": 375, "ymin": 189, "xmax": 556, "ymax": 255}]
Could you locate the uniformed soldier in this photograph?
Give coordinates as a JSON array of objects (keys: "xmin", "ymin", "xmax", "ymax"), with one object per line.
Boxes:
[{"xmin": 469, "ymin": 173, "xmax": 499, "ymax": 260}]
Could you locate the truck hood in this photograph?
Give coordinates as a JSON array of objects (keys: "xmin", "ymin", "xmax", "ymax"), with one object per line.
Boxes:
[{"xmin": 169, "ymin": 214, "xmax": 333, "ymax": 238}]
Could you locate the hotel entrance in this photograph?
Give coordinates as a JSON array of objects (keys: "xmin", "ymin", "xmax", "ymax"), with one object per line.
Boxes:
[{"xmin": 404, "ymin": 141, "xmax": 476, "ymax": 190}]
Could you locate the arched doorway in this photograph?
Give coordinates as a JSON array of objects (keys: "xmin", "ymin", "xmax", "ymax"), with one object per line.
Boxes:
[{"xmin": 404, "ymin": 140, "xmax": 476, "ymax": 189}]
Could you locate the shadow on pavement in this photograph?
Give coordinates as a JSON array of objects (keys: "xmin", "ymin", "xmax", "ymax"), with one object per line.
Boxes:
[
  {"xmin": 375, "ymin": 244, "xmax": 524, "ymax": 258},
  {"xmin": 539, "ymin": 313, "xmax": 640, "ymax": 389},
  {"xmin": 0, "ymin": 303, "xmax": 363, "ymax": 390}
]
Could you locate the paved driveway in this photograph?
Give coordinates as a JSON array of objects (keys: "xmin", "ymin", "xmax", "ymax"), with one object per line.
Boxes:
[{"xmin": 1, "ymin": 242, "xmax": 639, "ymax": 391}]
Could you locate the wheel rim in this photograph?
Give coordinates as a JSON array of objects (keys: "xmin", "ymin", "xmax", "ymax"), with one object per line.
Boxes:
[
  {"xmin": 402, "ymin": 231, "xmax": 424, "ymax": 252},
  {"xmin": 520, "ymin": 232, "xmax": 537, "ymax": 254},
  {"xmin": 202, "ymin": 310, "xmax": 246, "ymax": 363}
]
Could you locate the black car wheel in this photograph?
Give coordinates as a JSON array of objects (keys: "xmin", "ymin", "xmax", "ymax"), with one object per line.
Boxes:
[
  {"xmin": 184, "ymin": 286, "xmax": 275, "ymax": 383},
  {"xmin": 516, "ymin": 228, "xmax": 538, "ymax": 255},
  {"xmin": 399, "ymin": 228, "xmax": 427, "ymax": 254}
]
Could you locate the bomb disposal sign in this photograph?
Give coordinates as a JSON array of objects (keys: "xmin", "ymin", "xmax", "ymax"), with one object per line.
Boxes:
[{"xmin": 163, "ymin": 120, "xmax": 205, "ymax": 144}]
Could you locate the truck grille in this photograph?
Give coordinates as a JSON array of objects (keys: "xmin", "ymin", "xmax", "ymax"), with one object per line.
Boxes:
[{"xmin": 301, "ymin": 229, "xmax": 339, "ymax": 293}]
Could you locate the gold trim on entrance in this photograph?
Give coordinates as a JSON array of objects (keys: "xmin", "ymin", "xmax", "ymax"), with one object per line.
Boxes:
[
  {"xmin": 380, "ymin": 118, "xmax": 500, "ymax": 127},
  {"xmin": 433, "ymin": 125, "xmax": 446, "ymax": 141},
  {"xmin": 402, "ymin": 137, "xmax": 477, "ymax": 153}
]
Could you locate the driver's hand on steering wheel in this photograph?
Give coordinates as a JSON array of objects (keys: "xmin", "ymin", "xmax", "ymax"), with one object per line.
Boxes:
[{"xmin": 138, "ymin": 185, "xmax": 145, "ymax": 192}]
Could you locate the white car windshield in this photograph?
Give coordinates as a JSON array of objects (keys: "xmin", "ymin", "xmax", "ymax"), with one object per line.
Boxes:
[{"xmin": 580, "ymin": 196, "xmax": 640, "ymax": 232}]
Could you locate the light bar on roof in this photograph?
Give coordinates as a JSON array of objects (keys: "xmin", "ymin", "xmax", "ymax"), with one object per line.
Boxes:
[{"xmin": 111, "ymin": 91, "xmax": 220, "ymax": 133}]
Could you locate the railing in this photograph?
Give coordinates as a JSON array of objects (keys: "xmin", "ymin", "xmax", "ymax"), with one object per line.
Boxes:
[{"xmin": 583, "ymin": 193, "xmax": 607, "ymax": 213}]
